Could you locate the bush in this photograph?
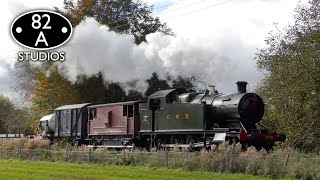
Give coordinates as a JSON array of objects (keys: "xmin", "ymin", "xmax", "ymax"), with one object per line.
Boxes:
[
  {"xmin": 0, "ymin": 141, "xmax": 319, "ymax": 179},
  {"xmin": 0, "ymin": 138, "xmax": 50, "ymax": 150}
]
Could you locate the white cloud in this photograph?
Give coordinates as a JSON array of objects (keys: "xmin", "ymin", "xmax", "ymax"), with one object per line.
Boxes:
[{"xmin": 150, "ymin": 0, "xmax": 308, "ymax": 92}]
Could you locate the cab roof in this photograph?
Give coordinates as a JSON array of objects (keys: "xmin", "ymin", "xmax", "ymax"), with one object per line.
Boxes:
[{"xmin": 148, "ymin": 89, "xmax": 177, "ymax": 99}]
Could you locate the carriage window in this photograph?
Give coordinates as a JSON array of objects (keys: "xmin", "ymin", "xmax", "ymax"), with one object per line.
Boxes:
[
  {"xmin": 89, "ymin": 109, "xmax": 93, "ymax": 120},
  {"xmin": 94, "ymin": 108, "xmax": 97, "ymax": 118},
  {"xmin": 128, "ymin": 105, "xmax": 133, "ymax": 118},
  {"xmin": 149, "ymin": 99, "xmax": 160, "ymax": 110},
  {"xmin": 89, "ymin": 108, "xmax": 97, "ymax": 120},
  {"xmin": 123, "ymin": 105, "xmax": 127, "ymax": 116}
]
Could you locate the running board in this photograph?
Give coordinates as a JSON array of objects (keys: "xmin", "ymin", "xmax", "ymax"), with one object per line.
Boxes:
[
  {"xmin": 159, "ymin": 133, "xmax": 227, "ymax": 148},
  {"xmin": 159, "ymin": 141, "xmax": 222, "ymax": 148},
  {"xmin": 87, "ymin": 145, "xmax": 133, "ymax": 148}
]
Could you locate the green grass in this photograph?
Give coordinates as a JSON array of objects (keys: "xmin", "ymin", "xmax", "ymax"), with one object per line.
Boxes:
[{"xmin": 0, "ymin": 159, "xmax": 292, "ymax": 180}]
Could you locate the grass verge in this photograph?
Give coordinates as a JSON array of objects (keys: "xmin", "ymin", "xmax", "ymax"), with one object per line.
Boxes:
[{"xmin": 0, "ymin": 159, "xmax": 292, "ymax": 180}]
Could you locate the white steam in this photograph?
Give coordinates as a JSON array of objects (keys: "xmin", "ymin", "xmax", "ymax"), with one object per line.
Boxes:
[{"xmin": 61, "ymin": 18, "xmax": 234, "ymax": 89}]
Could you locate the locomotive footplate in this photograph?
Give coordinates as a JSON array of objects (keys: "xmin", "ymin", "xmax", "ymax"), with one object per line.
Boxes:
[
  {"xmin": 140, "ymin": 128, "xmax": 240, "ymax": 150},
  {"xmin": 139, "ymin": 128, "xmax": 231, "ymax": 135}
]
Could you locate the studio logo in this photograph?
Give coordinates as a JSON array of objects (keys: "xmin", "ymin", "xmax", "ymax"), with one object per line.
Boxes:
[{"xmin": 11, "ymin": 10, "xmax": 73, "ymax": 61}]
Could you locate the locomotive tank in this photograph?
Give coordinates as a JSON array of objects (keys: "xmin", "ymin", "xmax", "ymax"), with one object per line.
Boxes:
[
  {"xmin": 209, "ymin": 93, "xmax": 264, "ymax": 132},
  {"xmin": 176, "ymin": 81, "xmax": 264, "ymax": 132}
]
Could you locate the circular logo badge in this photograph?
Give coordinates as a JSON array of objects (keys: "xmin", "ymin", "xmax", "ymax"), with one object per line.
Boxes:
[{"xmin": 11, "ymin": 10, "xmax": 73, "ymax": 50}]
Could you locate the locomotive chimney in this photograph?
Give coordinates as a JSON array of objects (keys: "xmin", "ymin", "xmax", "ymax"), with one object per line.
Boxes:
[
  {"xmin": 207, "ymin": 85, "xmax": 216, "ymax": 96},
  {"xmin": 236, "ymin": 81, "xmax": 248, "ymax": 93}
]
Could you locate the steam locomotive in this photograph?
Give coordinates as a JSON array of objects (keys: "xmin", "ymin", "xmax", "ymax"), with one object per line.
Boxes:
[{"xmin": 39, "ymin": 81, "xmax": 286, "ymax": 150}]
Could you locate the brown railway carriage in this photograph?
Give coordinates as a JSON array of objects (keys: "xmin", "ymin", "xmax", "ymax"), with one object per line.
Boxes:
[{"xmin": 87, "ymin": 101, "xmax": 141, "ymax": 146}]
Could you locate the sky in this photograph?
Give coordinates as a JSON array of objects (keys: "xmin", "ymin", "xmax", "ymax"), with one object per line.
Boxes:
[{"xmin": 0, "ymin": 0, "xmax": 309, "ymax": 102}]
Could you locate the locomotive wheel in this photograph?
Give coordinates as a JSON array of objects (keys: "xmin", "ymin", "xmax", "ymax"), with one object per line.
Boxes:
[
  {"xmin": 171, "ymin": 136, "xmax": 180, "ymax": 144},
  {"xmin": 229, "ymin": 137, "xmax": 237, "ymax": 145},
  {"xmin": 228, "ymin": 138, "xmax": 238, "ymax": 149},
  {"xmin": 155, "ymin": 138, "xmax": 162, "ymax": 150},
  {"xmin": 241, "ymin": 142, "xmax": 248, "ymax": 151},
  {"xmin": 264, "ymin": 142, "xmax": 274, "ymax": 152},
  {"xmin": 186, "ymin": 136, "xmax": 198, "ymax": 144},
  {"xmin": 173, "ymin": 138, "xmax": 180, "ymax": 144}
]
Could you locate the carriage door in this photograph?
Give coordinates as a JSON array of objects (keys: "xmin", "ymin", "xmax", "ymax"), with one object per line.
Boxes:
[{"xmin": 123, "ymin": 104, "xmax": 134, "ymax": 134}]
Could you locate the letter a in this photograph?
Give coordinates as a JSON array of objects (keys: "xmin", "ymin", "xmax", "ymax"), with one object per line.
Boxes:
[{"xmin": 35, "ymin": 31, "xmax": 48, "ymax": 46}]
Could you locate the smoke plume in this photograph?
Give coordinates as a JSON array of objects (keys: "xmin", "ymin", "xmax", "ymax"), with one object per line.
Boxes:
[{"xmin": 61, "ymin": 18, "xmax": 233, "ymax": 89}]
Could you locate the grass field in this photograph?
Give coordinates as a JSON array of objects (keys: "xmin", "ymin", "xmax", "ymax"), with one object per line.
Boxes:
[{"xmin": 0, "ymin": 159, "xmax": 293, "ymax": 180}]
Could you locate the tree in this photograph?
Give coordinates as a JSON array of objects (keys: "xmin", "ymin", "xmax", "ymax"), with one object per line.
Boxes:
[
  {"xmin": 10, "ymin": 61, "xmax": 41, "ymax": 103},
  {"xmin": 0, "ymin": 96, "xmax": 33, "ymax": 134},
  {"xmin": 105, "ymin": 82, "xmax": 126, "ymax": 102},
  {"xmin": 73, "ymin": 72, "xmax": 127, "ymax": 103},
  {"xmin": 126, "ymin": 89, "xmax": 144, "ymax": 101},
  {"xmin": 55, "ymin": 0, "xmax": 174, "ymax": 44},
  {"xmin": 74, "ymin": 72, "xmax": 107, "ymax": 103},
  {"xmin": 14, "ymin": 108, "xmax": 34, "ymax": 135},
  {"xmin": 30, "ymin": 63, "xmax": 78, "ymax": 118},
  {"xmin": 145, "ymin": 72, "xmax": 170, "ymax": 97},
  {"xmin": 256, "ymin": 0, "xmax": 320, "ymax": 150},
  {"xmin": 0, "ymin": 96, "xmax": 15, "ymax": 133},
  {"xmin": 172, "ymin": 75, "xmax": 196, "ymax": 90}
]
